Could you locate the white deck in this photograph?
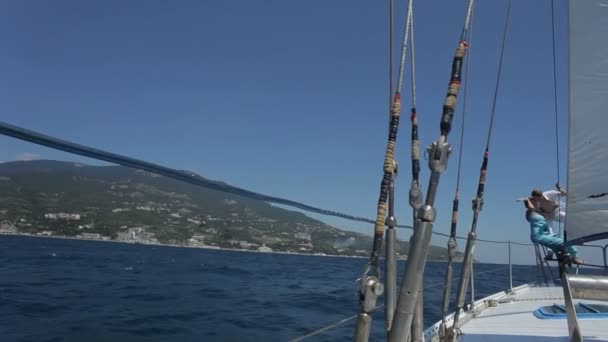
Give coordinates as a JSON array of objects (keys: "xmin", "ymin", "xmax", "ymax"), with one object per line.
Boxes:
[{"xmin": 424, "ymin": 283, "xmax": 608, "ymax": 342}]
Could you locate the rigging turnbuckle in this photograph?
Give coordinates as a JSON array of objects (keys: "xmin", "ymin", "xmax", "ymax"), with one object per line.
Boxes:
[
  {"xmin": 353, "ymin": 276, "xmax": 384, "ymax": 342},
  {"xmin": 361, "ymin": 276, "xmax": 384, "ymax": 313}
]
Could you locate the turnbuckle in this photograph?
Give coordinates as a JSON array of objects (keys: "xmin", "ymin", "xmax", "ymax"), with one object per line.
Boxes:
[
  {"xmin": 353, "ymin": 275, "xmax": 384, "ymax": 341},
  {"xmin": 360, "ymin": 276, "xmax": 384, "ymax": 313}
]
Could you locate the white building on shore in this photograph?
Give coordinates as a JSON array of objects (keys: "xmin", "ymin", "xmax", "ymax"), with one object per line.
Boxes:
[{"xmin": 44, "ymin": 213, "xmax": 81, "ymax": 220}]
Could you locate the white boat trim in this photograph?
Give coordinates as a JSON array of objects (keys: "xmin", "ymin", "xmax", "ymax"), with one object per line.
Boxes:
[
  {"xmin": 423, "ymin": 282, "xmax": 608, "ymax": 341},
  {"xmin": 423, "ymin": 283, "xmax": 529, "ymax": 341}
]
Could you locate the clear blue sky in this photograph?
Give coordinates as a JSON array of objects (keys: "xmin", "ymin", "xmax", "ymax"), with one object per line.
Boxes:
[{"xmin": 0, "ymin": 0, "xmax": 604, "ymax": 265}]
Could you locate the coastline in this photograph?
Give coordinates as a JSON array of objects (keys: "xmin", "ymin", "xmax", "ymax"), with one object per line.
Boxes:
[
  {"xmin": 0, "ymin": 232, "xmax": 462, "ymax": 262},
  {"xmin": 0, "ymin": 232, "xmax": 371, "ymax": 259}
]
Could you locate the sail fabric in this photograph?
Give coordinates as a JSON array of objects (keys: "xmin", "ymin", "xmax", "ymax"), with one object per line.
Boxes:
[{"xmin": 565, "ymin": 0, "xmax": 608, "ymax": 245}]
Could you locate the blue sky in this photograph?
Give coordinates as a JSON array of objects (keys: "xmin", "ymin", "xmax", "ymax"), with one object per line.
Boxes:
[{"xmin": 0, "ymin": 0, "xmax": 604, "ymax": 265}]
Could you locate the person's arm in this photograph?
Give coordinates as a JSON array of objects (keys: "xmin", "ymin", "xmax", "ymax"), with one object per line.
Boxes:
[
  {"xmin": 542, "ymin": 190, "xmax": 563, "ymax": 209},
  {"xmin": 524, "ymin": 198, "xmax": 536, "ymax": 217}
]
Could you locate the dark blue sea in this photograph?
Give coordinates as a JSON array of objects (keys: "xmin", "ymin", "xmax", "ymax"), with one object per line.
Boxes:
[{"xmin": 0, "ymin": 235, "xmax": 543, "ymax": 342}]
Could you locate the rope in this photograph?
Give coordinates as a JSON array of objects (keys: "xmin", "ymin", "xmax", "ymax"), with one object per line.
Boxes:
[
  {"xmin": 484, "ymin": 0, "xmax": 511, "ymax": 151},
  {"xmin": 461, "ymin": 0, "xmax": 510, "ymax": 222},
  {"xmin": 447, "ymin": 0, "xmax": 475, "ymax": 241},
  {"xmin": 550, "ymin": 0, "xmax": 560, "ymax": 183},
  {"xmin": 461, "ymin": 0, "xmax": 475, "ymax": 41},
  {"xmin": 454, "ymin": 6, "xmax": 473, "ymax": 205},
  {"xmin": 409, "ymin": 0, "xmax": 420, "ymax": 185},
  {"xmin": 410, "ymin": 4, "xmax": 417, "ymax": 112},
  {"xmin": 440, "ymin": 1, "xmax": 475, "ymax": 326},
  {"xmin": 439, "ymin": 0, "xmax": 474, "ymax": 138},
  {"xmin": 288, "ymin": 310, "xmax": 368, "ymax": 342},
  {"xmin": 396, "ymin": 4, "xmax": 413, "ymax": 93},
  {"xmin": 469, "ymin": 0, "xmax": 511, "ymax": 228},
  {"xmin": 364, "ymin": 0, "xmax": 414, "ymax": 272},
  {"xmin": 549, "ymin": 0, "xmax": 562, "ymax": 236},
  {"xmin": 389, "ymin": 0, "xmax": 394, "ymax": 122},
  {"xmin": 450, "ymin": 1, "xmax": 511, "ymax": 331},
  {"xmin": 387, "ymin": 0, "xmax": 397, "ymax": 222},
  {"xmin": 431, "ymin": 230, "xmax": 532, "ymax": 246}
]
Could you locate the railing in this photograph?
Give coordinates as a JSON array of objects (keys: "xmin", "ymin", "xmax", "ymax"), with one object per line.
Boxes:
[
  {"xmin": 581, "ymin": 243, "xmax": 608, "ymax": 270},
  {"xmin": 290, "ymin": 263, "xmax": 514, "ymax": 342},
  {"xmin": 289, "ymin": 238, "xmax": 607, "ymax": 341}
]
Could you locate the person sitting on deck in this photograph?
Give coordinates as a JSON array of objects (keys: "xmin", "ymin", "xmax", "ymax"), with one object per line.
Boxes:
[
  {"xmin": 523, "ymin": 197, "xmax": 583, "ymax": 265},
  {"xmin": 530, "ymin": 183, "xmax": 567, "ymax": 235},
  {"xmin": 530, "ymin": 184, "xmax": 567, "ymax": 260}
]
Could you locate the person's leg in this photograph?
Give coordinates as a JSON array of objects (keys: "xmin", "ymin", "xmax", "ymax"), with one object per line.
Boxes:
[
  {"xmin": 535, "ymin": 233, "xmax": 578, "ymax": 257},
  {"xmin": 544, "ymin": 221, "xmax": 555, "ymax": 260},
  {"xmin": 566, "ymin": 244, "xmax": 578, "ymax": 257},
  {"xmin": 546, "ymin": 220, "xmax": 555, "ymax": 235}
]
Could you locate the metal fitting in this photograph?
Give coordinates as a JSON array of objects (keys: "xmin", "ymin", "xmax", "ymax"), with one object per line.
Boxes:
[
  {"xmin": 427, "ymin": 139, "xmax": 452, "ymax": 173},
  {"xmin": 447, "ymin": 238, "xmax": 457, "ymax": 257},
  {"xmin": 409, "ymin": 183, "xmax": 423, "ymax": 210},
  {"xmin": 393, "ymin": 160, "xmax": 399, "ymax": 177},
  {"xmin": 385, "ymin": 215, "xmax": 397, "ymax": 228},
  {"xmin": 472, "ymin": 197, "xmax": 484, "ymax": 212},
  {"xmin": 417, "ymin": 205, "xmax": 436, "ymax": 222},
  {"xmin": 361, "ymin": 276, "xmax": 384, "ymax": 313}
]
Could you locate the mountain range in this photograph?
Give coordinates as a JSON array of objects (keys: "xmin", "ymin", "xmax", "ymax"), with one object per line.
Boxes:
[{"xmin": 0, "ymin": 160, "xmax": 461, "ymax": 260}]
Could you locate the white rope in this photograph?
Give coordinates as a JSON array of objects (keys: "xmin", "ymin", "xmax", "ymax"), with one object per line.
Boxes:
[
  {"xmin": 288, "ymin": 311, "xmax": 365, "ymax": 342},
  {"xmin": 396, "ymin": 0, "xmax": 414, "ymax": 92},
  {"xmin": 409, "ymin": 0, "xmax": 417, "ymax": 108},
  {"xmin": 463, "ymin": 0, "xmax": 475, "ymax": 38}
]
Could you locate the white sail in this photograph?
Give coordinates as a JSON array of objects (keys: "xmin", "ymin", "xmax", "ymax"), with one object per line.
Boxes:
[{"xmin": 565, "ymin": 0, "xmax": 608, "ymax": 244}]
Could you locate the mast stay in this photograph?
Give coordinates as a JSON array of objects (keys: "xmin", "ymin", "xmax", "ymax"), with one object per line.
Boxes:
[
  {"xmin": 388, "ymin": 1, "xmax": 474, "ymax": 341},
  {"xmin": 439, "ymin": 1, "xmax": 474, "ymax": 337},
  {"xmin": 448, "ymin": 1, "xmax": 512, "ymax": 339},
  {"xmin": 354, "ymin": 0, "xmax": 415, "ymax": 339}
]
